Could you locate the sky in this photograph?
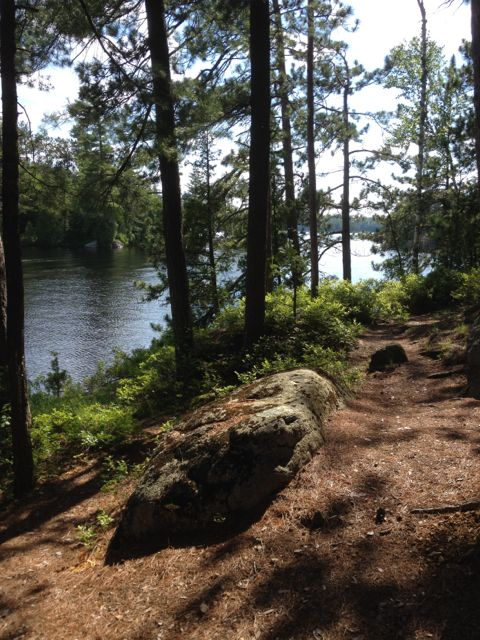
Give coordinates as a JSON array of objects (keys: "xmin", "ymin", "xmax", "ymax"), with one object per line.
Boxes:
[
  {"xmin": 14, "ymin": 0, "xmax": 472, "ymax": 209},
  {"xmin": 313, "ymin": 0, "xmax": 472, "ymax": 195},
  {"xmin": 17, "ymin": 0, "xmax": 471, "ymax": 135},
  {"xmin": 347, "ymin": 0, "xmax": 470, "ymax": 115},
  {"xmin": 349, "ymin": 0, "xmax": 469, "ymax": 70}
]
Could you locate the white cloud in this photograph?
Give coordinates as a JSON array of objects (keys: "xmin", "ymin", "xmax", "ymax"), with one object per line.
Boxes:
[{"xmin": 17, "ymin": 66, "xmax": 79, "ymax": 135}]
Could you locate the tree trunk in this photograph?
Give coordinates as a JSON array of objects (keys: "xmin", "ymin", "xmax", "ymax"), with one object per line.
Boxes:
[
  {"xmin": 341, "ymin": 70, "xmax": 352, "ymax": 282},
  {"xmin": 0, "ymin": 236, "xmax": 7, "ymax": 368},
  {"xmin": 307, "ymin": 0, "xmax": 319, "ymax": 297},
  {"xmin": 204, "ymin": 134, "xmax": 219, "ymax": 315},
  {"xmin": 471, "ymin": 0, "xmax": 480, "ymax": 191},
  {"xmin": 413, "ymin": 0, "xmax": 428, "ymax": 274},
  {"xmin": 0, "ymin": 236, "xmax": 9, "ymax": 409},
  {"xmin": 145, "ymin": 0, "xmax": 193, "ymax": 377},
  {"xmin": 244, "ymin": 0, "xmax": 271, "ymax": 349},
  {"xmin": 266, "ymin": 180, "xmax": 274, "ymax": 294},
  {"xmin": 1, "ymin": 0, "xmax": 34, "ymax": 496},
  {"xmin": 272, "ymin": 0, "xmax": 300, "ymax": 258}
]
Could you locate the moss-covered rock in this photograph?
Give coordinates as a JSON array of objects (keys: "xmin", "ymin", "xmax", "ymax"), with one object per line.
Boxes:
[{"xmin": 109, "ymin": 369, "xmax": 338, "ymax": 554}]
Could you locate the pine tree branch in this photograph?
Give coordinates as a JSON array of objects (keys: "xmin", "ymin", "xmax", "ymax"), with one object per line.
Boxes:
[
  {"xmin": 75, "ymin": 0, "xmax": 145, "ymax": 87},
  {"xmin": 18, "ymin": 162, "xmax": 61, "ymax": 189},
  {"xmin": 100, "ymin": 103, "xmax": 153, "ymax": 197}
]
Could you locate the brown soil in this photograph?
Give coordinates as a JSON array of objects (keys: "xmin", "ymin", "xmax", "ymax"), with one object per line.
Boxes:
[{"xmin": 1, "ymin": 316, "xmax": 480, "ymax": 640}]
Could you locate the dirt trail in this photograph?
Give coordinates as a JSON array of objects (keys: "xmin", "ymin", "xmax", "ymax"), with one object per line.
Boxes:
[{"xmin": 1, "ymin": 318, "xmax": 479, "ymax": 640}]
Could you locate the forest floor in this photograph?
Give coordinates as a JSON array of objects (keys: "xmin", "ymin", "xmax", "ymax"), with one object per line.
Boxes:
[{"xmin": 1, "ymin": 313, "xmax": 480, "ymax": 640}]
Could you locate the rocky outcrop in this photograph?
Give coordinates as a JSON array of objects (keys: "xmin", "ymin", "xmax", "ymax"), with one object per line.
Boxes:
[
  {"xmin": 368, "ymin": 343, "xmax": 408, "ymax": 373},
  {"xmin": 109, "ymin": 369, "xmax": 338, "ymax": 554},
  {"xmin": 442, "ymin": 343, "xmax": 465, "ymax": 367}
]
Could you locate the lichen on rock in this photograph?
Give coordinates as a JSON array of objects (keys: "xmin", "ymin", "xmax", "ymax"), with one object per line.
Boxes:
[{"xmin": 109, "ymin": 369, "xmax": 338, "ymax": 554}]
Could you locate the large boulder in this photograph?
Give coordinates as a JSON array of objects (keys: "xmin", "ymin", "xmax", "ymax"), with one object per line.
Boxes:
[
  {"xmin": 109, "ymin": 369, "xmax": 338, "ymax": 554},
  {"xmin": 368, "ymin": 343, "xmax": 408, "ymax": 373}
]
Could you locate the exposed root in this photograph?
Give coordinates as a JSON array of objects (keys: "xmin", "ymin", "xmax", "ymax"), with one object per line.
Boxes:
[{"xmin": 411, "ymin": 500, "xmax": 480, "ymax": 515}]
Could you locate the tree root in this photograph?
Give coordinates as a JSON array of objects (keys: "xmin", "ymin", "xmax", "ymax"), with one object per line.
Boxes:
[{"xmin": 411, "ymin": 501, "xmax": 480, "ymax": 515}]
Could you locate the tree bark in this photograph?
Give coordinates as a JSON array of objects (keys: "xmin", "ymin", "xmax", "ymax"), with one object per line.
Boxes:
[
  {"xmin": 145, "ymin": 0, "xmax": 193, "ymax": 377},
  {"xmin": 244, "ymin": 0, "xmax": 271, "ymax": 348},
  {"xmin": 204, "ymin": 133, "xmax": 219, "ymax": 315},
  {"xmin": 341, "ymin": 66, "xmax": 352, "ymax": 282},
  {"xmin": 307, "ymin": 0, "xmax": 319, "ymax": 297},
  {"xmin": 471, "ymin": 0, "xmax": 480, "ymax": 191},
  {"xmin": 272, "ymin": 0, "xmax": 300, "ymax": 258},
  {"xmin": 1, "ymin": 0, "xmax": 34, "ymax": 496},
  {"xmin": 412, "ymin": 0, "xmax": 428, "ymax": 274},
  {"xmin": 266, "ymin": 179, "xmax": 274, "ymax": 294},
  {"xmin": 0, "ymin": 236, "xmax": 7, "ymax": 368},
  {"xmin": 0, "ymin": 236, "xmax": 9, "ymax": 409}
]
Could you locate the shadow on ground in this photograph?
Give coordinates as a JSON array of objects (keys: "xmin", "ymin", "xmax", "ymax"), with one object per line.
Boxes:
[
  {"xmin": 105, "ymin": 497, "xmax": 278, "ymax": 565},
  {"xmin": 151, "ymin": 489, "xmax": 480, "ymax": 640},
  {"xmin": 0, "ymin": 464, "xmax": 102, "ymax": 546}
]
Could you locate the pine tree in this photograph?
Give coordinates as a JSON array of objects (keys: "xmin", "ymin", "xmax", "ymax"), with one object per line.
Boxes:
[
  {"xmin": 1, "ymin": 0, "xmax": 34, "ymax": 496},
  {"xmin": 145, "ymin": 0, "xmax": 194, "ymax": 378},
  {"xmin": 244, "ymin": 0, "xmax": 271, "ymax": 348}
]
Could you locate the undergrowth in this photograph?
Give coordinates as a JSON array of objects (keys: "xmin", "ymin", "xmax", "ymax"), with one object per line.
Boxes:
[{"xmin": 0, "ymin": 269, "xmax": 476, "ymax": 495}]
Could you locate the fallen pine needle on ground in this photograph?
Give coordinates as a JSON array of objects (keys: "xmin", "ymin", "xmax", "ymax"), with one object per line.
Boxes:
[{"xmin": 0, "ymin": 315, "xmax": 479, "ymax": 640}]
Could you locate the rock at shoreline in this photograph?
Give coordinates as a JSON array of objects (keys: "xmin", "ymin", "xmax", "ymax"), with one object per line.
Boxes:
[
  {"xmin": 108, "ymin": 369, "xmax": 338, "ymax": 556},
  {"xmin": 84, "ymin": 239, "xmax": 124, "ymax": 250},
  {"xmin": 368, "ymin": 343, "xmax": 408, "ymax": 373}
]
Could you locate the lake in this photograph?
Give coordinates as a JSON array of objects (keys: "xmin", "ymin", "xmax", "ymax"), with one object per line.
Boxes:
[{"xmin": 23, "ymin": 239, "xmax": 381, "ymax": 381}]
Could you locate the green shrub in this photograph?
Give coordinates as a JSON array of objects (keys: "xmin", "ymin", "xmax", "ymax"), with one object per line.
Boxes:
[
  {"xmin": 76, "ymin": 523, "xmax": 97, "ymax": 548},
  {"xmin": 265, "ymin": 287, "xmax": 297, "ymax": 333},
  {"xmin": 237, "ymin": 354, "xmax": 299, "ymax": 385},
  {"xmin": 115, "ymin": 346, "xmax": 181, "ymax": 415},
  {"xmin": 237, "ymin": 343, "xmax": 359, "ymax": 393},
  {"xmin": 423, "ymin": 268, "xmax": 463, "ymax": 311},
  {"xmin": 301, "ymin": 344, "xmax": 361, "ymax": 390},
  {"xmin": 398, "ymin": 268, "xmax": 463, "ymax": 314},
  {"xmin": 229, "ymin": 286, "xmax": 362, "ymax": 393},
  {"xmin": 398, "ymin": 274, "xmax": 429, "ymax": 314},
  {"xmin": 453, "ymin": 268, "xmax": 480, "ymax": 305},
  {"xmin": 212, "ymin": 299, "xmax": 245, "ymax": 332},
  {"xmin": 101, "ymin": 455, "xmax": 130, "ymax": 491},
  {"xmin": 76, "ymin": 510, "xmax": 115, "ymax": 548},
  {"xmin": 298, "ymin": 291, "xmax": 360, "ymax": 351},
  {"xmin": 32, "ymin": 402, "xmax": 135, "ymax": 464},
  {"xmin": 317, "ymin": 279, "xmax": 380, "ymax": 324},
  {"xmin": 375, "ymin": 280, "xmax": 410, "ymax": 320}
]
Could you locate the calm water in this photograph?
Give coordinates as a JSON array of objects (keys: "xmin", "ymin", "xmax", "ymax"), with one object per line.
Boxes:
[
  {"xmin": 23, "ymin": 239, "xmax": 380, "ymax": 381},
  {"xmin": 319, "ymin": 238, "xmax": 381, "ymax": 282},
  {"xmin": 24, "ymin": 247, "xmax": 166, "ymax": 381}
]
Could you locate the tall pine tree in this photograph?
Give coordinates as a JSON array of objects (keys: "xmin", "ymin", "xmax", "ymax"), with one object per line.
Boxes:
[{"xmin": 1, "ymin": 0, "xmax": 34, "ymax": 496}]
